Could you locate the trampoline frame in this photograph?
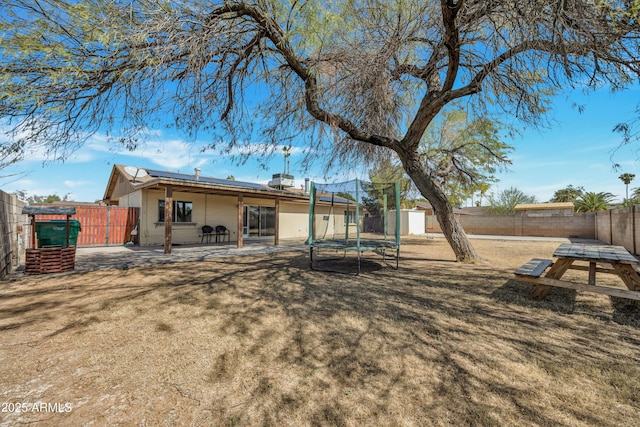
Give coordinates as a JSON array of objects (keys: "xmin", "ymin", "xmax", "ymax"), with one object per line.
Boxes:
[{"xmin": 307, "ymin": 180, "xmax": 401, "ymax": 275}]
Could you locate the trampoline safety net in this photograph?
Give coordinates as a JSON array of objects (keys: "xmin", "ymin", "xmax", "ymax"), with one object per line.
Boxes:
[{"xmin": 308, "ymin": 179, "xmax": 401, "ymax": 274}]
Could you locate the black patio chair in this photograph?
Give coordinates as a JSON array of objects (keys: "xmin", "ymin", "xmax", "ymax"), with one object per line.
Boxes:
[
  {"xmin": 201, "ymin": 225, "xmax": 214, "ymax": 243},
  {"xmin": 215, "ymin": 225, "xmax": 229, "ymax": 243}
]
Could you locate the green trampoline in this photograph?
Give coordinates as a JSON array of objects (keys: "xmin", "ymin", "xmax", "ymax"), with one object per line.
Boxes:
[{"xmin": 307, "ymin": 179, "xmax": 401, "ymax": 274}]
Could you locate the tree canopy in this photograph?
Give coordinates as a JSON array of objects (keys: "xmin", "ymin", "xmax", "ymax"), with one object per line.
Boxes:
[
  {"xmin": 2, "ymin": 0, "xmax": 639, "ymax": 261},
  {"xmin": 549, "ymin": 185, "xmax": 585, "ymax": 203},
  {"xmin": 574, "ymin": 191, "xmax": 616, "ymax": 212},
  {"xmin": 486, "ymin": 187, "xmax": 537, "ymax": 215},
  {"xmin": 419, "ymin": 107, "xmax": 512, "ymax": 207},
  {"xmin": 368, "ymin": 107, "xmax": 511, "ymax": 208},
  {"xmin": 367, "ymin": 158, "xmax": 416, "ymax": 209},
  {"xmin": 14, "ymin": 191, "xmax": 71, "ymax": 204}
]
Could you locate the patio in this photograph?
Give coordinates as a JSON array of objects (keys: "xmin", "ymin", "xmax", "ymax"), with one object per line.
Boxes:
[{"xmin": 12, "ymin": 239, "xmax": 308, "ymax": 275}]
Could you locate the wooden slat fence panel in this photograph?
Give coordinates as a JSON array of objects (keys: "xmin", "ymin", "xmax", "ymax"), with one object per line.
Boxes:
[
  {"xmin": 107, "ymin": 206, "xmax": 139, "ymax": 246},
  {"xmin": 35, "ymin": 205, "xmax": 139, "ymax": 247}
]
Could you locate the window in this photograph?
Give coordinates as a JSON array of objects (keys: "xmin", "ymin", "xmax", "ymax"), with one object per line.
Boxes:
[
  {"xmin": 345, "ymin": 210, "xmax": 356, "ymax": 224},
  {"xmin": 158, "ymin": 200, "xmax": 193, "ymax": 223}
]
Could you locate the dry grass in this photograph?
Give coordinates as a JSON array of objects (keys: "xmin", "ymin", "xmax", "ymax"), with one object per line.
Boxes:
[{"xmin": 1, "ymin": 238, "xmax": 639, "ymax": 426}]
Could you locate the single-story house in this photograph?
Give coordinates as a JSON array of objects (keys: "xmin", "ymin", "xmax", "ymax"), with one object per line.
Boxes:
[{"xmin": 102, "ymin": 165, "xmax": 352, "ymax": 253}]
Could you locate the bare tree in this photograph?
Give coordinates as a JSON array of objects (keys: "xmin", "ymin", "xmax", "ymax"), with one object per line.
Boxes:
[{"xmin": 1, "ymin": 0, "xmax": 639, "ymax": 261}]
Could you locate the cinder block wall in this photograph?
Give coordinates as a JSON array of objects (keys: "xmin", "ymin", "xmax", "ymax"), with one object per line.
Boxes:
[
  {"xmin": 518, "ymin": 213, "xmax": 595, "ymax": 238},
  {"xmin": 611, "ymin": 207, "xmax": 634, "ymax": 250},
  {"xmin": 595, "ymin": 210, "xmax": 611, "ymax": 244},
  {"xmin": 425, "ymin": 212, "xmax": 595, "ymax": 239},
  {"xmin": 458, "ymin": 215, "xmax": 515, "ymax": 235},
  {"xmin": 0, "ymin": 190, "xmax": 27, "ymax": 280},
  {"xmin": 596, "ymin": 206, "xmax": 638, "ymax": 254}
]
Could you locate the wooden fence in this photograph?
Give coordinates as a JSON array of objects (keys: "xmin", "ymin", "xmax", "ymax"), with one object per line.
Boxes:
[{"xmin": 34, "ymin": 205, "xmax": 139, "ymax": 247}]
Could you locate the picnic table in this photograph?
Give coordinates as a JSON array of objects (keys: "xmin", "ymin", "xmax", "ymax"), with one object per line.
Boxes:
[{"xmin": 514, "ymin": 243, "xmax": 640, "ymax": 301}]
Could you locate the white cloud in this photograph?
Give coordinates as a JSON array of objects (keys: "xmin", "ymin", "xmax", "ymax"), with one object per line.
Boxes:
[
  {"xmin": 85, "ymin": 132, "xmax": 214, "ymax": 169},
  {"xmin": 64, "ymin": 180, "xmax": 91, "ymax": 188}
]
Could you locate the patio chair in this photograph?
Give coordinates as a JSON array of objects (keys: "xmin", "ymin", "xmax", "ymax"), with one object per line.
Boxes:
[
  {"xmin": 201, "ymin": 225, "xmax": 214, "ymax": 244},
  {"xmin": 215, "ymin": 225, "xmax": 229, "ymax": 243}
]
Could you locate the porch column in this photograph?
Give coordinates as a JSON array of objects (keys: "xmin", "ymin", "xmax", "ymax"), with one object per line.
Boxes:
[
  {"xmin": 164, "ymin": 185, "xmax": 173, "ymax": 254},
  {"xmin": 237, "ymin": 194, "xmax": 243, "ymax": 249},
  {"xmin": 275, "ymin": 197, "xmax": 280, "ymax": 246}
]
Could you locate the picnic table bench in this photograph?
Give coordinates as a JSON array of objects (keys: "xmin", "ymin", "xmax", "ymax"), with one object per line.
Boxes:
[{"xmin": 514, "ymin": 243, "xmax": 640, "ymax": 301}]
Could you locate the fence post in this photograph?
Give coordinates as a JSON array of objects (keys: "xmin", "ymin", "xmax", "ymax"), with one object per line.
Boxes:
[
  {"xmin": 105, "ymin": 206, "xmax": 110, "ymax": 246},
  {"xmin": 633, "ymin": 205, "xmax": 637, "ymax": 255},
  {"xmin": 609, "ymin": 208, "xmax": 613, "ymax": 245}
]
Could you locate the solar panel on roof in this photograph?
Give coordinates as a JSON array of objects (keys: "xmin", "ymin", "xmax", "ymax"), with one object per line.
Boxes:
[
  {"xmin": 145, "ymin": 169, "xmax": 271, "ymax": 191},
  {"xmin": 317, "ymin": 195, "xmax": 352, "ymax": 204}
]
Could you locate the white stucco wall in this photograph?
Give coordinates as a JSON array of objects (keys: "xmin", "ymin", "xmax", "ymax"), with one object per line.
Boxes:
[
  {"xmin": 279, "ymin": 202, "xmax": 310, "ymax": 239},
  {"xmin": 387, "ymin": 209, "xmax": 425, "ymax": 236},
  {"xmin": 406, "ymin": 210, "xmax": 426, "ymax": 235},
  {"xmin": 137, "ymin": 190, "xmax": 239, "ymax": 246},
  {"xmin": 130, "ymin": 189, "xmax": 354, "ymax": 245}
]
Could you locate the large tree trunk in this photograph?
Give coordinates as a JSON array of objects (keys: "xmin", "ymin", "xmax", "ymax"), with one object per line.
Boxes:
[{"xmin": 397, "ymin": 148, "xmax": 480, "ymax": 262}]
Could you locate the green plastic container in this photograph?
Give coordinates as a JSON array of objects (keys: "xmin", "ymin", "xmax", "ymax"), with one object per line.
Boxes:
[{"xmin": 36, "ymin": 220, "xmax": 81, "ymax": 248}]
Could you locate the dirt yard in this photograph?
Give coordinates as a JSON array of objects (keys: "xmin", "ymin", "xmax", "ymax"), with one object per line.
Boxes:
[{"xmin": 1, "ymin": 238, "xmax": 639, "ymax": 426}]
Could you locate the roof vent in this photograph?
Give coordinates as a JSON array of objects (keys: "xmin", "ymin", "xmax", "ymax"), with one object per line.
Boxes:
[{"xmin": 194, "ymin": 168, "xmax": 201, "ymax": 180}]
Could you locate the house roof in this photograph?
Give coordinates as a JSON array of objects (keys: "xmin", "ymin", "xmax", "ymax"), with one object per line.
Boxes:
[
  {"xmin": 416, "ymin": 201, "xmax": 433, "ymax": 211},
  {"xmin": 103, "ymin": 165, "xmax": 313, "ymax": 203},
  {"xmin": 515, "ymin": 202, "xmax": 575, "ymax": 211}
]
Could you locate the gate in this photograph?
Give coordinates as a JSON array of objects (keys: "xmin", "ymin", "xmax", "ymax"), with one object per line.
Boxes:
[{"xmin": 35, "ymin": 205, "xmax": 139, "ymax": 247}]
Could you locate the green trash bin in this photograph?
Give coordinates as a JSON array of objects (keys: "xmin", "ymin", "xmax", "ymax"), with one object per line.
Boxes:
[{"xmin": 36, "ymin": 220, "xmax": 81, "ymax": 248}]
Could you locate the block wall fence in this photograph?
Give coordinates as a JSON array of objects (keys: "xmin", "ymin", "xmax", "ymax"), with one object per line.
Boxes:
[
  {"xmin": 427, "ymin": 206, "xmax": 640, "ymax": 256},
  {"xmin": 0, "ymin": 190, "xmax": 29, "ymax": 280},
  {"xmin": 426, "ymin": 212, "xmax": 596, "ymax": 240}
]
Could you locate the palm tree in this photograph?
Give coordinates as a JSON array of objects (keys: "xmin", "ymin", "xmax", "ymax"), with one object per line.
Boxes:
[
  {"xmin": 623, "ymin": 187, "xmax": 640, "ymax": 207},
  {"xmin": 619, "ymin": 173, "xmax": 636, "ymax": 201},
  {"xmin": 574, "ymin": 192, "xmax": 616, "ymax": 212}
]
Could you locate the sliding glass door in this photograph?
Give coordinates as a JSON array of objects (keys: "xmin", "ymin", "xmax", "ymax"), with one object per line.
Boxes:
[{"xmin": 243, "ymin": 205, "xmax": 275, "ymax": 238}]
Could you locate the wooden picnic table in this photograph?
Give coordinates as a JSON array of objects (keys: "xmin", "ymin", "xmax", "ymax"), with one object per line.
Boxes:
[{"xmin": 515, "ymin": 243, "xmax": 640, "ymax": 301}]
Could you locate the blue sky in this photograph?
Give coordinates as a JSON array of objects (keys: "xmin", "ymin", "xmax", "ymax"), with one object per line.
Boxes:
[{"xmin": 1, "ymin": 85, "xmax": 639, "ymax": 205}]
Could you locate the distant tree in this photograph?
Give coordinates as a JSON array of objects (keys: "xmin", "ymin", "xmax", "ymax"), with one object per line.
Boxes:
[
  {"xmin": 336, "ymin": 191, "xmax": 356, "ymax": 202},
  {"xmin": 574, "ymin": 192, "xmax": 615, "ymax": 212},
  {"xmin": 618, "ymin": 173, "xmax": 636, "ymax": 201},
  {"xmin": 550, "ymin": 185, "xmax": 585, "ymax": 203},
  {"xmin": 367, "ymin": 157, "xmax": 415, "ymax": 208},
  {"xmin": 476, "ymin": 182, "xmax": 491, "ymax": 207},
  {"xmin": 622, "ymin": 197, "xmax": 640, "ymax": 207},
  {"xmin": 624, "ymin": 187, "xmax": 640, "ymax": 207},
  {"xmin": 226, "ymin": 175, "xmax": 235, "ymax": 181},
  {"xmin": 15, "ymin": 191, "xmax": 71, "ymax": 204},
  {"xmin": 486, "ymin": 187, "xmax": 537, "ymax": 215}
]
